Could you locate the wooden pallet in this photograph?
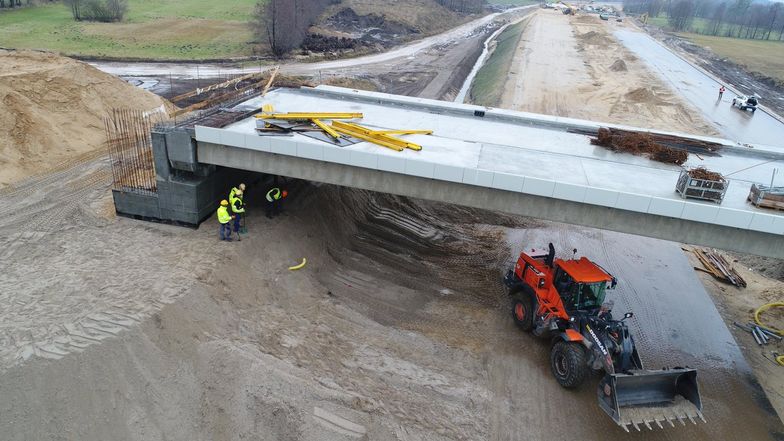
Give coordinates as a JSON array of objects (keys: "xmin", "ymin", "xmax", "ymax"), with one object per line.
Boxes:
[{"xmin": 748, "ymin": 196, "xmax": 784, "ymax": 211}]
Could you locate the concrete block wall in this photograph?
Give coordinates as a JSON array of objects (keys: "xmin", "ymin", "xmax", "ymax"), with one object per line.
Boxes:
[{"xmin": 114, "ymin": 129, "xmax": 239, "ymax": 226}]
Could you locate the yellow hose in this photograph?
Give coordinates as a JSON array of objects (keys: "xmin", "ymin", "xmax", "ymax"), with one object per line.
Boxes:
[
  {"xmin": 777, "ymin": 355, "xmax": 784, "ymax": 367},
  {"xmin": 754, "ymin": 302, "xmax": 784, "ymax": 336},
  {"xmin": 288, "ymin": 258, "xmax": 307, "ymax": 271}
]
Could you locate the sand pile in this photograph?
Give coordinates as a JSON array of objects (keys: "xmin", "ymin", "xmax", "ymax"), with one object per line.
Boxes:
[
  {"xmin": 576, "ymin": 30, "xmax": 613, "ymax": 46},
  {"xmin": 609, "ymin": 59, "xmax": 627, "ymax": 72},
  {"xmin": 0, "ymin": 49, "xmax": 171, "ymax": 187}
]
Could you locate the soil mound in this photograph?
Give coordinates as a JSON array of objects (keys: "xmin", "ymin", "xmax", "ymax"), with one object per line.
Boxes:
[
  {"xmin": 625, "ymin": 87, "xmax": 659, "ymax": 103},
  {"xmin": 609, "ymin": 59, "xmax": 628, "ymax": 72},
  {"xmin": 576, "ymin": 30, "xmax": 613, "ymax": 46},
  {"xmin": 0, "ymin": 49, "xmax": 171, "ymax": 187}
]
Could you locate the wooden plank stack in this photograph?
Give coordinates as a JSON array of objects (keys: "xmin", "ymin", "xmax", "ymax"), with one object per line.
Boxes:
[
  {"xmin": 692, "ymin": 248, "xmax": 747, "ymax": 287},
  {"xmin": 748, "ymin": 184, "xmax": 784, "ymax": 211}
]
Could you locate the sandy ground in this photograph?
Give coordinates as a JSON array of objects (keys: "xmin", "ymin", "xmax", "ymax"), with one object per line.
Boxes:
[
  {"xmin": 683, "ymin": 246, "xmax": 784, "ymax": 420},
  {"xmin": 499, "ymin": 11, "xmax": 718, "ymax": 136},
  {"xmin": 1, "ymin": 12, "xmax": 783, "ymax": 441},
  {"xmin": 0, "ymin": 49, "xmax": 170, "ymax": 187},
  {"xmin": 2, "ymin": 170, "xmax": 782, "ymax": 440}
]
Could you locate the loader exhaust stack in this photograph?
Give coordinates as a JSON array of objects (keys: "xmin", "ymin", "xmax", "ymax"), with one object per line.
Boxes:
[{"xmin": 598, "ymin": 368, "xmax": 704, "ymax": 431}]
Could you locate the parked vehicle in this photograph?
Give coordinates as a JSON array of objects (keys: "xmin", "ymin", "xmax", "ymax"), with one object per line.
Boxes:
[{"xmin": 731, "ymin": 95, "xmax": 758, "ymax": 112}]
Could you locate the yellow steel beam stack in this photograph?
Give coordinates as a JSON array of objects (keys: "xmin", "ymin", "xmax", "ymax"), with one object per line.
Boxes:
[{"xmin": 255, "ymin": 110, "xmax": 430, "ymax": 151}]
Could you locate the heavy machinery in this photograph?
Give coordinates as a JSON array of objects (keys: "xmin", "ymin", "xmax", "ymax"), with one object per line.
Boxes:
[{"xmin": 504, "ymin": 244, "xmax": 704, "ymax": 431}]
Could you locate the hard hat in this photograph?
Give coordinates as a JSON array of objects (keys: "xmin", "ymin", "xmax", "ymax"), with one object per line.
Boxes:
[
  {"xmin": 282, "ymin": 190, "xmax": 288, "ymax": 198},
  {"xmin": 220, "ymin": 200, "xmax": 228, "ymax": 206},
  {"xmin": 239, "ymin": 183, "xmax": 246, "ymax": 190}
]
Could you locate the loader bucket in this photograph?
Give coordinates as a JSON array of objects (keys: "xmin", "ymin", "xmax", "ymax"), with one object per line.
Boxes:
[{"xmin": 597, "ymin": 368, "xmax": 704, "ymax": 431}]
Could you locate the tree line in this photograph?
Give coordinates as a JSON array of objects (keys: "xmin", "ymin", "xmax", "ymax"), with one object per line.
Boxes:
[
  {"xmin": 624, "ymin": 0, "xmax": 784, "ymax": 40},
  {"xmin": 64, "ymin": 0, "xmax": 127, "ymax": 22},
  {"xmin": 0, "ymin": 0, "xmax": 126, "ymax": 21},
  {"xmin": 0, "ymin": 0, "xmax": 36, "ymax": 9}
]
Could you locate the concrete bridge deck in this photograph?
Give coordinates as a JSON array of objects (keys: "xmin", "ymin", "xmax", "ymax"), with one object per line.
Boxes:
[{"xmin": 185, "ymin": 86, "xmax": 784, "ymax": 257}]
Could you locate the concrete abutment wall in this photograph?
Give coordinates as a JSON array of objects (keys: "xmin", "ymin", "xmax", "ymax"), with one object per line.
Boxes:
[{"xmin": 112, "ymin": 129, "xmax": 241, "ymax": 226}]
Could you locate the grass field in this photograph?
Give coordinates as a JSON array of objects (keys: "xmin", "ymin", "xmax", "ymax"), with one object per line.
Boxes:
[
  {"xmin": 648, "ymin": 14, "xmax": 784, "ymax": 40},
  {"xmin": 681, "ymin": 34, "xmax": 784, "ymax": 83},
  {"xmin": 0, "ymin": 0, "xmax": 258, "ymax": 60},
  {"xmin": 468, "ymin": 20, "xmax": 526, "ymax": 106}
]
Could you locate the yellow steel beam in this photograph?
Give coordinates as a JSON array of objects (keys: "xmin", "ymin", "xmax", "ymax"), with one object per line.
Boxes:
[
  {"xmin": 330, "ymin": 124, "xmax": 405, "ymax": 152},
  {"xmin": 332, "ymin": 121, "xmax": 422, "ymax": 151},
  {"xmin": 256, "ymin": 112, "xmax": 363, "ymax": 120},
  {"xmin": 371, "ymin": 129, "xmax": 433, "ymax": 136},
  {"xmin": 311, "ymin": 118, "xmax": 341, "ymax": 140}
]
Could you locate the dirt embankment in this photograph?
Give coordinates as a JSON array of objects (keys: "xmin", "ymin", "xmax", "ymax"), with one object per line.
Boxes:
[
  {"xmin": 311, "ymin": 0, "xmax": 478, "ymax": 55},
  {"xmin": 0, "ymin": 49, "xmax": 171, "ymax": 187},
  {"xmin": 495, "ymin": 11, "xmax": 718, "ymax": 136}
]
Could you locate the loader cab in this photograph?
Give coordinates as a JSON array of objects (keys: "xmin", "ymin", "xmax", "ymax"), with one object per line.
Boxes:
[{"xmin": 554, "ymin": 258, "xmax": 612, "ymax": 312}]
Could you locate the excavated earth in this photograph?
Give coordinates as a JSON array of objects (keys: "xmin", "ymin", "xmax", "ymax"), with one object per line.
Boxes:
[{"xmin": 1, "ymin": 176, "xmax": 783, "ymax": 440}]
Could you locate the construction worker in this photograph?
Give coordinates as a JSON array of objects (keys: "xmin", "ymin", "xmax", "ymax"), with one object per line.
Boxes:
[
  {"xmin": 265, "ymin": 187, "xmax": 288, "ymax": 218},
  {"xmin": 229, "ymin": 183, "xmax": 246, "ymax": 202},
  {"xmin": 229, "ymin": 189, "xmax": 245, "ymax": 235},
  {"xmin": 718, "ymin": 86, "xmax": 725, "ymax": 99},
  {"xmin": 217, "ymin": 200, "xmax": 235, "ymax": 241}
]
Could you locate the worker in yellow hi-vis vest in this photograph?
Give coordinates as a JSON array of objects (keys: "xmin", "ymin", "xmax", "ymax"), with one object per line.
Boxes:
[
  {"xmin": 265, "ymin": 187, "xmax": 288, "ymax": 219},
  {"xmin": 229, "ymin": 189, "xmax": 245, "ymax": 238},
  {"xmin": 217, "ymin": 200, "xmax": 235, "ymax": 241}
]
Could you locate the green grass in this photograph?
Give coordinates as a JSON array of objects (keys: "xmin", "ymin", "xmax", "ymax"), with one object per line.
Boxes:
[
  {"xmin": 468, "ymin": 20, "xmax": 526, "ymax": 106},
  {"xmin": 647, "ymin": 14, "xmax": 783, "ymax": 39},
  {"xmin": 0, "ymin": 0, "xmax": 260, "ymax": 60},
  {"xmin": 644, "ymin": 14, "xmax": 784, "ymax": 83},
  {"xmin": 680, "ymin": 33, "xmax": 784, "ymax": 83}
]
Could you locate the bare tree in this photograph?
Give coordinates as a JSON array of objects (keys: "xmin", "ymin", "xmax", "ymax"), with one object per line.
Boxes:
[
  {"xmin": 251, "ymin": 0, "xmax": 334, "ymax": 57},
  {"xmin": 63, "ymin": 0, "xmax": 126, "ymax": 21},
  {"xmin": 668, "ymin": 0, "xmax": 695, "ymax": 31}
]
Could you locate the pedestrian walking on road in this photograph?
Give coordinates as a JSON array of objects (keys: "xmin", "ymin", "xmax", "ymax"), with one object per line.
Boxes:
[
  {"xmin": 230, "ymin": 189, "xmax": 245, "ymax": 238},
  {"xmin": 265, "ymin": 187, "xmax": 287, "ymax": 219},
  {"xmin": 718, "ymin": 86, "xmax": 725, "ymax": 99},
  {"xmin": 217, "ymin": 200, "xmax": 235, "ymax": 241}
]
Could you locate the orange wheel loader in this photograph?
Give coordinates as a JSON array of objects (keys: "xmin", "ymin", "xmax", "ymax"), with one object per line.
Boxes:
[{"xmin": 504, "ymin": 243, "xmax": 704, "ymax": 431}]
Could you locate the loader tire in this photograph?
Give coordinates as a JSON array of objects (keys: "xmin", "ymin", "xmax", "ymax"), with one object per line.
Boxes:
[
  {"xmin": 551, "ymin": 341, "xmax": 588, "ymax": 388},
  {"xmin": 510, "ymin": 290, "xmax": 534, "ymax": 331}
]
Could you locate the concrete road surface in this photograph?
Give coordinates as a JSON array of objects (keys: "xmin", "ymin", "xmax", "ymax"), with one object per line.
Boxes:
[{"xmin": 615, "ymin": 30, "xmax": 784, "ymax": 148}]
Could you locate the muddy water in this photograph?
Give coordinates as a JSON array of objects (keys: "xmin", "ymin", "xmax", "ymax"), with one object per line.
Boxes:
[{"xmin": 501, "ymin": 226, "xmax": 783, "ymax": 440}]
